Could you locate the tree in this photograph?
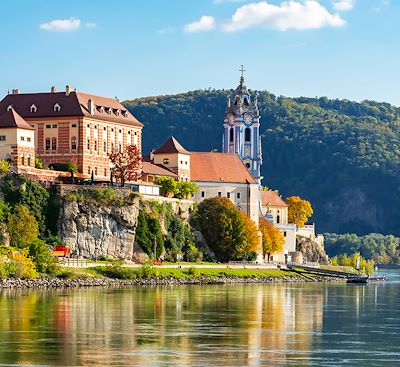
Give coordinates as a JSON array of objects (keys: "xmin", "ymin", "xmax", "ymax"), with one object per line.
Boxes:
[
  {"xmin": 259, "ymin": 218, "xmax": 285, "ymax": 262},
  {"xmin": 7, "ymin": 205, "xmax": 39, "ymax": 247},
  {"xmin": 195, "ymin": 197, "xmax": 260, "ymax": 262},
  {"xmin": 109, "ymin": 144, "xmax": 142, "ymax": 185},
  {"xmin": 35, "ymin": 158, "xmax": 44, "ymax": 169},
  {"xmin": 0, "ymin": 160, "xmax": 11, "ymax": 176},
  {"xmin": 175, "ymin": 182, "xmax": 199, "ymax": 199},
  {"xmin": 286, "ymin": 196, "xmax": 313, "ymax": 228},
  {"xmin": 154, "ymin": 177, "xmax": 178, "ymax": 197}
]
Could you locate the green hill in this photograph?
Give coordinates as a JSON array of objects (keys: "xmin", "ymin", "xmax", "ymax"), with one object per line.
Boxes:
[{"xmin": 123, "ymin": 90, "xmax": 400, "ymax": 236}]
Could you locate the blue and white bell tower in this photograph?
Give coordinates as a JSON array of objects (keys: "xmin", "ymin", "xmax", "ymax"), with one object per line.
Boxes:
[{"xmin": 222, "ymin": 66, "xmax": 262, "ymax": 184}]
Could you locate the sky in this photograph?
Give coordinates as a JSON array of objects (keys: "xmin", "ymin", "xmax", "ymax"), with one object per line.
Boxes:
[{"xmin": 1, "ymin": 0, "xmax": 399, "ymax": 105}]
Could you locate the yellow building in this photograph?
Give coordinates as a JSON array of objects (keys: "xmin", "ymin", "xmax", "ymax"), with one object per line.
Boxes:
[{"xmin": 0, "ymin": 107, "xmax": 35, "ymax": 170}]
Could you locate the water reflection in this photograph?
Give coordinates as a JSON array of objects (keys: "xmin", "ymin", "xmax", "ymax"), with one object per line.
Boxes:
[{"xmin": 0, "ymin": 271, "xmax": 399, "ymax": 367}]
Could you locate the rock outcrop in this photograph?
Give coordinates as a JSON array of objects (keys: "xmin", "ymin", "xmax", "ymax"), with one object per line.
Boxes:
[
  {"xmin": 296, "ymin": 235, "xmax": 329, "ymax": 264},
  {"xmin": 58, "ymin": 199, "xmax": 142, "ymax": 260}
]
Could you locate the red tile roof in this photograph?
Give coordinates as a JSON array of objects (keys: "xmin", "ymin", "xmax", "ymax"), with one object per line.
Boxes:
[
  {"xmin": 0, "ymin": 91, "xmax": 143, "ymax": 127},
  {"xmin": 261, "ymin": 191, "xmax": 288, "ymax": 207},
  {"xmin": 154, "ymin": 136, "xmax": 189, "ymax": 154},
  {"xmin": 142, "ymin": 162, "xmax": 177, "ymax": 178},
  {"xmin": 0, "ymin": 108, "xmax": 35, "ymax": 130},
  {"xmin": 190, "ymin": 152, "xmax": 256, "ymax": 184}
]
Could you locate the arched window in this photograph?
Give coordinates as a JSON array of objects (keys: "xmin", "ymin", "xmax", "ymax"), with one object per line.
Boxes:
[
  {"xmin": 229, "ymin": 127, "xmax": 234, "ymax": 142},
  {"xmin": 277, "ymin": 215, "xmax": 280, "ymax": 224},
  {"xmin": 71, "ymin": 136, "xmax": 77, "ymax": 150},
  {"xmin": 53, "ymin": 103, "xmax": 61, "ymax": 112},
  {"xmin": 30, "ymin": 104, "xmax": 37, "ymax": 113},
  {"xmin": 245, "ymin": 127, "xmax": 251, "ymax": 142}
]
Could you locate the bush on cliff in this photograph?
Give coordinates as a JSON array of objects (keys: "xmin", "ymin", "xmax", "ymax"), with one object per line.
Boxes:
[
  {"xmin": 7, "ymin": 205, "xmax": 39, "ymax": 247},
  {"xmin": 0, "ymin": 247, "xmax": 38, "ymax": 279}
]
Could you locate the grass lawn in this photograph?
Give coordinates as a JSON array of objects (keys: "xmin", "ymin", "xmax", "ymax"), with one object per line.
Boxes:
[{"xmin": 320, "ymin": 265, "xmax": 358, "ymax": 274}]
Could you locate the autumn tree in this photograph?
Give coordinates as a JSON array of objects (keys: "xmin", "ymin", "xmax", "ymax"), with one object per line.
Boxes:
[
  {"xmin": 195, "ymin": 197, "xmax": 260, "ymax": 262},
  {"xmin": 259, "ymin": 218, "xmax": 285, "ymax": 262},
  {"xmin": 287, "ymin": 196, "xmax": 313, "ymax": 228},
  {"xmin": 109, "ymin": 144, "xmax": 142, "ymax": 185},
  {"xmin": 7, "ymin": 204, "xmax": 39, "ymax": 247}
]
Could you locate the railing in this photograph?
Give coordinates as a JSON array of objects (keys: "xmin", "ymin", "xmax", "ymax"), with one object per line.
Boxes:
[{"xmin": 60, "ymin": 258, "xmax": 88, "ymax": 267}]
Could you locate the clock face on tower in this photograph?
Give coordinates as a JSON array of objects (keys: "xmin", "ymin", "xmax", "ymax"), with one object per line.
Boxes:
[
  {"xmin": 244, "ymin": 114, "xmax": 253, "ymax": 124},
  {"xmin": 228, "ymin": 114, "xmax": 234, "ymax": 125}
]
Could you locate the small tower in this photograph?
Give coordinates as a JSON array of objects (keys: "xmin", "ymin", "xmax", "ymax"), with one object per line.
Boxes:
[{"xmin": 222, "ymin": 66, "xmax": 262, "ymax": 183}]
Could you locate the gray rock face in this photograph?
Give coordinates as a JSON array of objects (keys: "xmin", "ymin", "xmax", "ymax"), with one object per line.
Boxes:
[
  {"xmin": 296, "ymin": 235, "xmax": 329, "ymax": 264},
  {"xmin": 58, "ymin": 199, "xmax": 142, "ymax": 261}
]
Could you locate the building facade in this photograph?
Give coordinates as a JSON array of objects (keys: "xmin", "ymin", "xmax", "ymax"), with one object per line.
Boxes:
[
  {"xmin": 0, "ymin": 86, "xmax": 143, "ymax": 179},
  {"xmin": 222, "ymin": 69, "xmax": 262, "ymax": 183}
]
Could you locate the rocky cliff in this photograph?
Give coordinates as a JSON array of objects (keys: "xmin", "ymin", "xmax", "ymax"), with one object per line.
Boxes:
[{"xmin": 296, "ymin": 235, "xmax": 329, "ymax": 264}]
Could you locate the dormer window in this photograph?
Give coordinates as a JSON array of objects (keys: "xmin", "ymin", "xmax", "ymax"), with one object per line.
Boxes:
[
  {"xmin": 105, "ymin": 107, "xmax": 111, "ymax": 115},
  {"xmin": 54, "ymin": 103, "xmax": 61, "ymax": 112},
  {"xmin": 100, "ymin": 106, "xmax": 105, "ymax": 113},
  {"xmin": 30, "ymin": 104, "xmax": 37, "ymax": 113},
  {"xmin": 123, "ymin": 111, "xmax": 128, "ymax": 117},
  {"xmin": 115, "ymin": 109, "xmax": 120, "ymax": 116},
  {"xmin": 7, "ymin": 105, "xmax": 13, "ymax": 111}
]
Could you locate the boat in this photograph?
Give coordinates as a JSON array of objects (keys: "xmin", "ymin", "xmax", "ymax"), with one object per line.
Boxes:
[{"xmin": 347, "ymin": 275, "xmax": 369, "ymax": 284}]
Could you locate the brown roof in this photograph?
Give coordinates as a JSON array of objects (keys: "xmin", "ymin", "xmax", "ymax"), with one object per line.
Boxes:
[
  {"xmin": 0, "ymin": 108, "xmax": 35, "ymax": 130},
  {"xmin": 154, "ymin": 136, "xmax": 189, "ymax": 154},
  {"xmin": 261, "ymin": 191, "xmax": 288, "ymax": 207},
  {"xmin": 142, "ymin": 162, "xmax": 177, "ymax": 178},
  {"xmin": 0, "ymin": 91, "xmax": 143, "ymax": 127},
  {"xmin": 190, "ymin": 152, "xmax": 257, "ymax": 184}
]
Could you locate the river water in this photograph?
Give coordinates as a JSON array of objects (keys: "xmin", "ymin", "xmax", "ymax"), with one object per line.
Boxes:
[{"xmin": 0, "ymin": 269, "xmax": 399, "ymax": 367}]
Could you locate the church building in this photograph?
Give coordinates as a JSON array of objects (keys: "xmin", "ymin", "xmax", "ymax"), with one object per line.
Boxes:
[{"xmin": 222, "ymin": 66, "xmax": 262, "ymax": 184}]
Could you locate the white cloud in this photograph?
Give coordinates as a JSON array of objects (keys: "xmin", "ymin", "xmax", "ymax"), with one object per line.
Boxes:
[
  {"xmin": 184, "ymin": 16, "xmax": 216, "ymax": 33},
  {"xmin": 39, "ymin": 18, "xmax": 81, "ymax": 32},
  {"xmin": 333, "ymin": 0, "xmax": 355, "ymax": 12},
  {"xmin": 223, "ymin": 1, "xmax": 346, "ymax": 32},
  {"xmin": 213, "ymin": 0, "xmax": 247, "ymax": 4},
  {"xmin": 84, "ymin": 22, "xmax": 96, "ymax": 29}
]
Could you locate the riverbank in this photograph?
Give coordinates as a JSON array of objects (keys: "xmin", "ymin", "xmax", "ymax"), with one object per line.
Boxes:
[{"xmin": 0, "ymin": 267, "xmax": 346, "ymax": 289}]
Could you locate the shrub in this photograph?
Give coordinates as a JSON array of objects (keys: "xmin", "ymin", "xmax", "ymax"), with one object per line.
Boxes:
[
  {"xmin": 35, "ymin": 158, "xmax": 44, "ymax": 169},
  {"xmin": 7, "ymin": 250, "xmax": 38, "ymax": 279},
  {"xmin": 0, "ymin": 160, "xmax": 11, "ymax": 176},
  {"xmin": 7, "ymin": 205, "xmax": 39, "ymax": 247},
  {"xmin": 137, "ymin": 263, "xmax": 159, "ymax": 278},
  {"xmin": 28, "ymin": 239, "xmax": 59, "ymax": 275},
  {"xmin": 186, "ymin": 267, "xmax": 200, "ymax": 277},
  {"xmin": 98, "ymin": 264, "xmax": 137, "ymax": 280},
  {"xmin": 185, "ymin": 244, "xmax": 203, "ymax": 263}
]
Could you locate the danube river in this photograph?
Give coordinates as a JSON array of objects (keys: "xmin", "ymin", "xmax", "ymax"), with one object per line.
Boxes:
[{"xmin": 0, "ymin": 270, "xmax": 399, "ymax": 366}]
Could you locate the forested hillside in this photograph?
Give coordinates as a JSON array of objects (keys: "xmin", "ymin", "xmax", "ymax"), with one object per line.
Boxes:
[{"xmin": 123, "ymin": 90, "xmax": 400, "ymax": 236}]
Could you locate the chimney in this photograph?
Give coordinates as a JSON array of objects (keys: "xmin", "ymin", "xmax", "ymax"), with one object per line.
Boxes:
[
  {"xmin": 11, "ymin": 89, "xmax": 21, "ymax": 95},
  {"xmin": 88, "ymin": 99, "xmax": 95, "ymax": 115},
  {"xmin": 51, "ymin": 86, "xmax": 57, "ymax": 93},
  {"xmin": 65, "ymin": 85, "xmax": 72, "ymax": 96}
]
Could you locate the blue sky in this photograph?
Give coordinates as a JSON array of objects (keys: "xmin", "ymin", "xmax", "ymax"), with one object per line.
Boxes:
[{"xmin": 1, "ymin": 0, "xmax": 399, "ymax": 105}]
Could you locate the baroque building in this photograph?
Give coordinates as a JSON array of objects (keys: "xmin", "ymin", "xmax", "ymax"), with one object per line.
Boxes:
[{"xmin": 222, "ymin": 66, "xmax": 262, "ymax": 183}]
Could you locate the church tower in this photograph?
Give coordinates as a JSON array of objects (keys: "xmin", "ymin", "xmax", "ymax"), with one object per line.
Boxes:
[{"xmin": 222, "ymin": 66, "xmax": 262, "ymax": 183}]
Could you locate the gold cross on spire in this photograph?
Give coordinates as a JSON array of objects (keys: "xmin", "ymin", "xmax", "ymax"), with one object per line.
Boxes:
[{"xmin": 239, "ymin": 64, "xmax": 246, "ymax": 78}]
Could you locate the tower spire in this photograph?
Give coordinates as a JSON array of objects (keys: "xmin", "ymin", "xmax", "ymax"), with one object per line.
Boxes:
[{"xmin": 239, "ymin": 64, "xmax": 246, "ymax": 86}]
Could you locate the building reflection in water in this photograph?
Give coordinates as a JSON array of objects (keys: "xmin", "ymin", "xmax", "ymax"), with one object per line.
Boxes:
[{"xmin": 0, "ymin": 284, "xmax": 327, "ymax": 366}]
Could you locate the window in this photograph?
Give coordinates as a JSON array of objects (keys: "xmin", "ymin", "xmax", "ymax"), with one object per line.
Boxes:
[
  {"xmin": 118, "ymin": 129, "xmax": 121, "ymax": 134},
  {"xmin": 245, "ymin": 163, "xmax": 250, "ymax": 168},
  {"xmin": 94, "ymin": 125, "xmax": 97, "ymax": 129},
  {"xmin": 87, "ymin": 139, "xmax": 90, "ymax": 150},
  {"xmin": 71, "ymin": 137, "xmax": 77, "ymax": 150},
  {"xmin": 111, "ymin": 128, "xmax": 114, "ymax": 132},
  {"xmin": 88, "ymin": 166, "xmax": 91, "ymax": 174},
  {"xmin": 201, "ymin": 191, "xmax": 205, "ymax": 198},
  {"xmin": 119, "ymin": 143, "xmax": 122, "ymax": 152},
  {"xmin": 103, "ymin": 127, "xmax": 106, "ymax": 131},
  {"xmin": 95, "ymin": 167, "xmax": 98, "ymax": 175},
  {"xmin": 27, "ymin": 137, "xmax": 31, "ymax": 142},
  {"xmin": 104, "ymin": 168, "xmax": 107, "ymax": 177},
  {"xmin": 20, "ymin": 136, "xmax": 25, "ymax": 141},
  {"xmin": 30, "ymin": 104, "xmax": 37, "ymax": 113},
  {"xmin": 45, "ymin": 138, "xmax": 51, "ymax": 150},
  {"xmin": 71, "ymin": 123, "xmax": 77, "ymax": 128},
  {"xmin": 180, "ymin": 160, "xmax": 183, "ymax": 164},
  {"xmin": 283, "ymin": 231, "xmax": 287, "ymax": 237},
  {"xmin": 0, "ymin": 136, "xmax": 6, "ymax": 141},
  {"xmin": 87, "ymin": 124, "xmax": 90, "ymax": 128},
  {"xmin": 229, "ymin": 127, "xmax": 234, "ymax": 142},
  {"xmin": 27, "ymin": 157, "xmax": 31, "ymax": 166},
  {"xmin": 218, "ymin": 192, "xmax": 222, "ymax": 197},
  {"xmin": 51, "ymin": 137, "xmax": 57, "ymax": 150},
  {"xmin": 46, "ymin": 124, "xmax": 51, "ymax": 129},
  {"xmin": 227, "ymin": 192, "xmax": 231, "ymax": 199},
  {"xmin": 236, "ymin": 192, "xmax": 241, "ymax": 199},
  {"xmin": 53, "ymin": 103, "xmax": 61, "ymax": 112},
  {"xmin": 277, "ymin": 215, "xmax": 280, "ymax": 224},
  {"xmin": 245, "ymin": 127, "xmax": 251, "ymax": 142},
  {"xmin": 52, "ymin": 124, "xmax": 57, "ymax": 128},
  {"xmin": 111, "ymin": 142, "xmax": 114, "ymax": 151},
  {"xmin": 103, "ymin": 141, "xmax": 107, "ymax": 153},
  {"xmin": 94, "ymin": 140, "xmax": 97, "ymax": 151},
  {"xmin": 163, "ymin": 158, "xmax": 169, "ymax": 165},
  {"xmin": 134, "ymin": 131, "xmax": 137, "ymax": 135},
  {"xmin": 21, "ymin": 156, "xmax": 25, "ymax": 166},
  {"xmin": 128, "ymin": 131, "xmax": 131, "ymax": 135}
]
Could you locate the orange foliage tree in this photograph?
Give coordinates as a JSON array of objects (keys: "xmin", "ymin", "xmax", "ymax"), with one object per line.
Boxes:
[
  {"xmin": 286, "ymin": 196, "xmax": 313, "ymax": 228},
  {"xmin": 259, "ymin": 218, "xmax": 285, "ymax": 262},
  {"xmin": 195, "ymin": 197, "xmax": 260, "ymax": 262},
  {"xmin": 109, "ymin": 144, "xmax": 142, "ymax": 185}
]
